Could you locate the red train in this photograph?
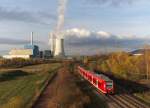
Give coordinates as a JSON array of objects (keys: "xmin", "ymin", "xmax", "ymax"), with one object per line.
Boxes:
[{"xmin": 78, "ymin": 66, "xmax": 114, "ymax": 94}]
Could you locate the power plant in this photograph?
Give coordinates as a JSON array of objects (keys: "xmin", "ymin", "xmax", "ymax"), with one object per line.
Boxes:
[
  {"xmin": 49, "ymin": 33, "xmax": 65, "ymax": 57},
  {"xmin": 2, "ymin": 0, "xmax": 67, "ymax": 59},
  {"xmin": 49, "ymin": 0, "xmax": 67, "ymax": 58}
]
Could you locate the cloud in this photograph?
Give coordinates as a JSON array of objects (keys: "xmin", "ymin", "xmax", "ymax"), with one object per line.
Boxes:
[
  {"xmin": 0, "ymin": 7, "xmax": 56, "ymax": 24},
  {"xmin": 0, "ymin": 38, "xmax": 28, "ymax": 45},
  {"xmin": 64, "ymin": 28, "xmax": 149, "ymax": 40},
  {"xmin": 64, "ymin": 28, "xmax": 117, "ymax": 40},
  {"xmin": 96, "ymin": 31, "xmax": 111, "ymax": 39},
  {"xmin": 0, "ymin": 37, "xmax": 42, "ymax": 45},
  {"xmin": 84, "ymin": 0, "xmax": 138, "ymax": 6},
  {"xmin": 63, "ymin": 28, "xmax": 150, "ymax": 54},
  {"xmin": 65, "ymin": 28, "xmax": 91, "ymax": 38}
]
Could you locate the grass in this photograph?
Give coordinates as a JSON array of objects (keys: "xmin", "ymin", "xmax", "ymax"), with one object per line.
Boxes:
[{"xmin": 0, "ymin": 63, "xmax": 61, "ymax": 108}]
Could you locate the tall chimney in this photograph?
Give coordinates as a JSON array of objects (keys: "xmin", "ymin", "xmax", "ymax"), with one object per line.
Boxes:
[{"xmin": 31, "ymin": 32, "xmax": 33, "ymax": 45}]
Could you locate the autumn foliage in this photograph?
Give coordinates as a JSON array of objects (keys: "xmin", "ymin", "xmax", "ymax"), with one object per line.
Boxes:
[{"xmin": 85, "ymin": 52, "xmax": 149, "ymax": 81}]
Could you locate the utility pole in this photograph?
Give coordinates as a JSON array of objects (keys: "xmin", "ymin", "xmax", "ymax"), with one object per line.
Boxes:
[{"xmin": 144, "ymin": 45, "xmax": 149, "ymax": 80}]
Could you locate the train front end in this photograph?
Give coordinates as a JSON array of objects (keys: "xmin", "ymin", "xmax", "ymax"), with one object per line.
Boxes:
[{"xmin": 105, "ymin": 81, "xmax": 114, "ymax": 94}]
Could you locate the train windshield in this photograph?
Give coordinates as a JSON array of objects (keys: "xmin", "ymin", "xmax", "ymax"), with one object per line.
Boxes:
[{"xmin": 106, "ymin": 81, "xmax": 113, "ymax": 88}]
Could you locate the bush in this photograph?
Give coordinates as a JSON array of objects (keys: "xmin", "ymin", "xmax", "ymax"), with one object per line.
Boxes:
[
  {"xmin": 87, "ymin": 52, "xmax": 149, "ymax": 81},
  {"xmin": 1, "ymin": 96, "xmax": 23, "ymax": 108},
  {"xmin": 0, "ymin": 58, "xmax": 44, "ymax": 68}
]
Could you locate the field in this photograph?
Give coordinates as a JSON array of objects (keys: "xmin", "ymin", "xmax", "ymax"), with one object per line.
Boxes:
[
  {"xmin": 0, "ymin": 57, "xmax": 149, "ymax": 108},
  {"xmin": 33, "ymin": 63, "xmax": 107, "ymax": 108},
  {"xmin": 0, "ymin": 63, "xmax": 61, "ymax": 108}
]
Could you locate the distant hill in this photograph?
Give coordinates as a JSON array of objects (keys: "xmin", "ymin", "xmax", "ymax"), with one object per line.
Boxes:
[{"xmin": 131, "ymin": 49, "xmax": 150, "ymax": 55}]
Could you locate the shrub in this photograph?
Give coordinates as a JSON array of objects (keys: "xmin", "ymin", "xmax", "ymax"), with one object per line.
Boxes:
[
  {"xmin": 1, "ymin": 96, "xmax": 23, "ymax": 108},
  {"xmin": 0, "ymin": 58, "xmax": 44, "ymax": 68},
  {"xmin": 88, "ymin": 52, "xmax": 149, "ymax": 81}
]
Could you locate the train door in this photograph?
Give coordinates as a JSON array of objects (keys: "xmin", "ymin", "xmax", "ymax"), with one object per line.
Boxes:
[
  {"xmin": 89, "ymin": 74, "xmax": 92, "ymax": 82},
  {"xmin": 93, "ymin": 77, "xmax": 97, "ymax": 85},
  {"xmin": 96, "ymin": 79, "xmax": 99, "ymax": 88},
  {"xmin": 88, "ymin": 73, "xmax": 90, "ymax": 81},
  {"xmin": 85, "ymin": 72, "xmax": 88, "ymax": 79},
  {"xmin": 98, "ymin": 80, "xmax": 102, "ymax": 89},
  {"xmin": 91, "ymin": 75, "xmax": 93, "ymax": 84}
]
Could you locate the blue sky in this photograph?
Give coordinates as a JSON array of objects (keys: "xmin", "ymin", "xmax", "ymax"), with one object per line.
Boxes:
[
  {"xmin": 0, "ymin": 0, "xmax": 150, "ymax": 55},
  {"xmin": 67, "ymin": 0, "xmax": 150, "ymax": 36}
]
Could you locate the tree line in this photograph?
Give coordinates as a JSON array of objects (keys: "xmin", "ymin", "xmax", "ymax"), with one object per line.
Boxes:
[{"xmin": 83, "ymin": 52, "xmax": 149, "ymax": 81}]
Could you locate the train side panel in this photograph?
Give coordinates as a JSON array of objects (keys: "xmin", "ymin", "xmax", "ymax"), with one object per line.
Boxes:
[{"xmin": 78, "ymin": 66, "xmax": 114, "ymax": 94}]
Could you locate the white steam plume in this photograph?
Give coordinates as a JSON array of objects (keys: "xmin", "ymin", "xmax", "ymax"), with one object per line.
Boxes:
[{"xmin": 55, "ymin": 0, "xmax": 67, "ymax": 38}]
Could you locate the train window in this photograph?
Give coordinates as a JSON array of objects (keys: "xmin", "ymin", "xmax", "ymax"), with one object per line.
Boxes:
[
  {"xmin": 106, "ymin": 85, "xmax": 112, "ymax": 88},
  {"xmin": 106, "ymin": 81, "xmax": 113, "ymax": 88}
]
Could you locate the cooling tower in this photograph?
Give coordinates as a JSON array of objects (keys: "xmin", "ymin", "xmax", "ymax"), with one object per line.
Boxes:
[{"xmin": 54, "ymin": 38, "xmax": 65, "ymax": 57}]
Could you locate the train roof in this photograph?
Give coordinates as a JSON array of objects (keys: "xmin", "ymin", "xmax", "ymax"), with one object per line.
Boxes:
[{"xmin": 95, "ymin": 74, "xmax": 112, "ymax": 82}]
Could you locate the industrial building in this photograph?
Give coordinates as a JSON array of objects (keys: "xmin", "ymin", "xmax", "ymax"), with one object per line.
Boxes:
[
  {"xmin": 24, "ymin": 45, "xmax": 39, "ymax": 57},
  {"xmin": 39, "ymin": 50, "xmax": 52, "ymax": 59},
  {"xmin": 3, "ymin": 49, "xmax": 33, "ymax": 59},
  {"xmin": 49, "ymin": 32, "xmax": 65, "ymax": 57},
  {"xmin": 3, "ymin": 31, "xmax": 65, "ymax": 59},
  {"xmin": 3, "ymin": 32, "xmax": 40, "ymax": 59}
]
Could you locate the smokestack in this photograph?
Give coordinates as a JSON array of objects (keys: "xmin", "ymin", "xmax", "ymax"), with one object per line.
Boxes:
[{"xmin": 31, "ymin": 32, "xmax": 33, "ymax": 45}]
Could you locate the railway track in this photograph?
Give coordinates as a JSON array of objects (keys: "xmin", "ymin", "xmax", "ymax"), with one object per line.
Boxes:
[
  {"xmin": 78, "ymin": 76, "xmax": 149, "ymax": 108},
  {"xmin": 116, "ymin": 85, "xmax": 149, "ymax": 108}
]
